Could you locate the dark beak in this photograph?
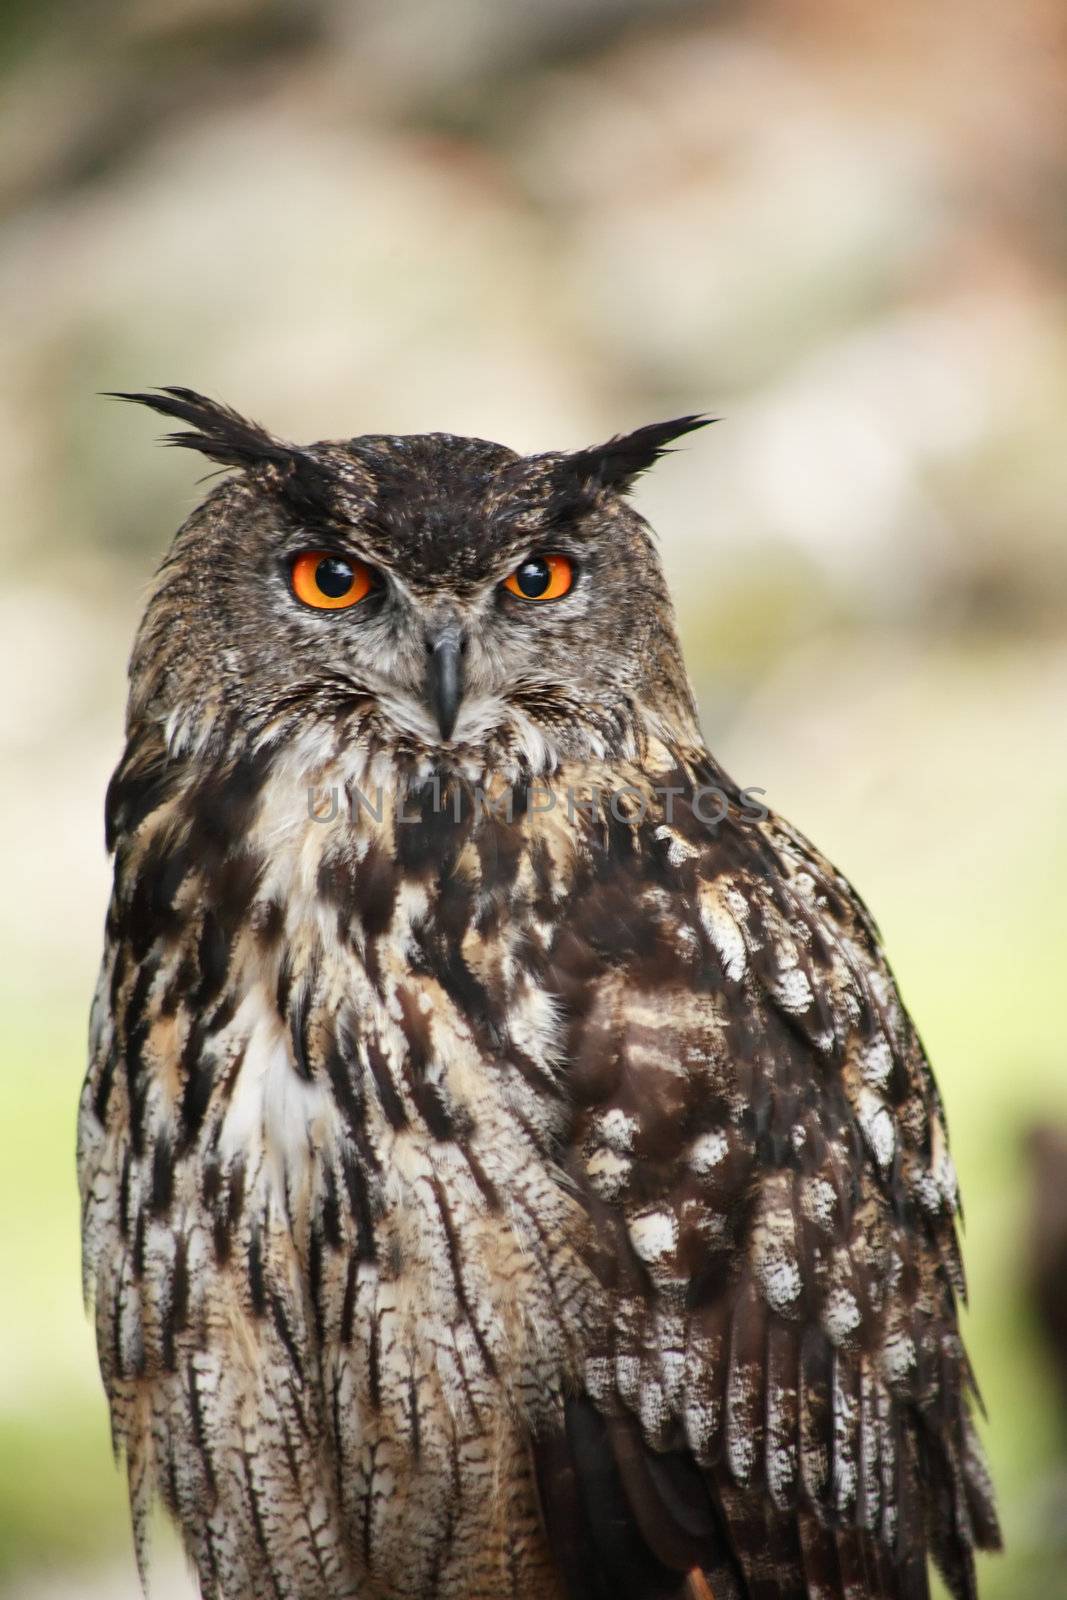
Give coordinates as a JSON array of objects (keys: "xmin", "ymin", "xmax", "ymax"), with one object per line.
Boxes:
[{"xmin": 425, "ymin": 626, "xmax": 466, "ymax": 741}]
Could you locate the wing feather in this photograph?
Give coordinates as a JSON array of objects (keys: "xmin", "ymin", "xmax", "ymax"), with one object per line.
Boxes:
[{"xmin": 539, "ymin": 770, "xmax": 999, "ymax": 1599}]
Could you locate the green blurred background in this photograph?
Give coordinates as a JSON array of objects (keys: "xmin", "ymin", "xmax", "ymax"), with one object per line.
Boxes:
[{"xmin": 2, "ymin": 1, "xmax": 1066, "ymax": 1595}]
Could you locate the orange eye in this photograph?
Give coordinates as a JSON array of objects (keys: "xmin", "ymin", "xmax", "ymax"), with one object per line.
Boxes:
[
  {"xmin": 291, "ymin": 551, "xmax": 376, "ymax": 610},
  {"xmin": 503, "ymin": 553, "xmax": 574, "ymax": 602}
]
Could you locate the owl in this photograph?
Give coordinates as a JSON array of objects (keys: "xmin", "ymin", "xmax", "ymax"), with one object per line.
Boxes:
[{"xmin": 79, "ymin": 389, "xmax": 999, "ymax": 1600}]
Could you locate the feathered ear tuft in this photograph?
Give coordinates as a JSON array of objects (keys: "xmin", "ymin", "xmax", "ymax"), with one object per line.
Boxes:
[
  {"xmin": 106, "ymin": 387, "xmax": 339, "ymax": 521},
  {"xmin": 553, "ymin": 414, "xmax": 715, "ymax": 506},
  {"xmin": 106, "ymin": 387, "xmax": 292, "ymax": 469}
]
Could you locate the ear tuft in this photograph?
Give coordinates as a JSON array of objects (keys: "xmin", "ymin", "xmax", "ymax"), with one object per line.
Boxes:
[
  {"xmin": 554, "ymin": 414, "xmax": 715, "ymax": 506},
  {"xmin": 106, "ymin": 388, "xmax": 339, "ymax": 521},
  {"xmin": 106, "ymin": 387, "xmax": 292, "ymax": 469}
]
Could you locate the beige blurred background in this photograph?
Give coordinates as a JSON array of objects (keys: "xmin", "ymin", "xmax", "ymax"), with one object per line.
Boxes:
[{"xmin": 2, "ymin": 1, "xmax": 1066, "ymax": 1596}]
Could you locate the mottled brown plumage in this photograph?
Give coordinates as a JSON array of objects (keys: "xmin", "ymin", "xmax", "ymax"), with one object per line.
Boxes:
[{"xmin": 79, "ymin": 390, "xmax": 999, "ymax": 1599}]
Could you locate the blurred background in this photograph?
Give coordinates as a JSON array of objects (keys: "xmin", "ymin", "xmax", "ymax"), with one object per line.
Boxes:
[{"xmin": 1, "ymin": 1, "xmax": 1065, "ymax": 1595}]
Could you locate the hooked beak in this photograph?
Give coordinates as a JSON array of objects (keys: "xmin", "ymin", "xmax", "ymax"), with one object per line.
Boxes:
[{"xmin": 425, "ymin": 625, "xmax": 466, "ymax": 741}]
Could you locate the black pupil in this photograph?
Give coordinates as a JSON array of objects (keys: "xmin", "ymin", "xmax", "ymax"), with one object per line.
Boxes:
[
  {"xmin": 515, "ymin": 557, "xmax": 551, "ymax": 598},
  {"xmin": 315, "ymin": 557, "xmax": 354, "ymax": 598}
]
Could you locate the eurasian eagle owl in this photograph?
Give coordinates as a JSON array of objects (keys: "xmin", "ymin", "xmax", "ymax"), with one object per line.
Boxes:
[{"xmin": 79, "ymin": 389, "xmax": 999, "ymax": 1600}]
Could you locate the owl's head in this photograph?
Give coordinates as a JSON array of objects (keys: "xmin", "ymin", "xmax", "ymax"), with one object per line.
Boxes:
[{"xmin": 120, "ymin": 389, "xmax": 709, "ymax": 775}]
